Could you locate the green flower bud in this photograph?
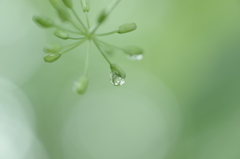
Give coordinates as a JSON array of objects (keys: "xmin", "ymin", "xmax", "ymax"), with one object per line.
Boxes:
[
  {"xmin": 62, "ymin": 0, "xmax": 73, "ymax": 8},
  {"xmin": 123, "ymin": 46, "xmax": 143, "ymax": 61},
  {"xmin": 49, "ymin": 0, "xmax": 62, "ymax": 10},
  {"xmin": 97, "ymin": 10, "xmax": 107, "ymax": 23},
  {"xmin": 49, "ymin": 0, "xmax": 70, "ymax": 21},
  {"xmin": 110, "ymin": 64, "xmax": 126, "ymax": 86},
  {"xmin": 54, "ymin": 29, "xmax": 69, "ymax": 39},
  {"xmin": 123, "ymin": 46, "xmax": 143, "ymax": 56},
  {"xmin": 43, "ymin": 42, "xmax": 62, "ymax": 53},
  {"xmin": 57, "ymin": 8, "xmax": 71, "ymax": 22},
  {"xmin": 103, "ymin": 46, "xmax": 114, "ymax": 54},
  {"xmin": 44, "ymin": 53, "xmax": 61, "ymax": 63},
  {"xmin": 118, "ymin": 23, "xmax": 137, "ymax": 34},
  {"xmin": 110, "ymin": 64, "xmax": 126, "ymax": 78},
  {"xmin": 32, "ymin": 16, "xmax": 53, "ymax": 28},
  {"xmin": 81, "ymin": 0, "xmax": 90, "ymax": 12},
  {"xmin": 74, "ymin": 76, "xmax": 89, "ymax": 95}
]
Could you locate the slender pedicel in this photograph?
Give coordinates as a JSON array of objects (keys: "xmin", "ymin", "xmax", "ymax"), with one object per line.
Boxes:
[
  {"xmin": 91, "ymin": 0, "xmax": 122, "ymax": 34},
  {"xmin": 85, "ymin": 12, "xmax": 90, "ymax": 29},
  {"xmin": 84, "ymin": 40, "xmax": 91, "ymax": 76},
  {"xmin": 60, "ymin": 38, "xmax": 87, "ymax": 54},
  {"xmin": 68, "ymin": 37, "xmax": 86, "ymax": 40},
  {"xmin": 96, "ymin": 29, "xmax": 119, "ymax": 36},
  {"xmin": 71, "ymin": 8, "xmax": 88, "ymax": 31},
  {"xmin": 93, "ymin": 39, "xmax": 112, "ymax": 65},
  {"xmin": 69, "ymin": 18, "xmax": 85, "ymax": 32},
  {"xmin": 97, "ymin": 39, "xmax": 123, "ymax": 51},
  {"xmin": 54, "ymin": 24, "xmax": 83, "ymax": 34}
]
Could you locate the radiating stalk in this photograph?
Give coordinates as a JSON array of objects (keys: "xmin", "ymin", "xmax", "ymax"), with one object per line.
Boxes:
[{"xmin": 93, "ymin": 38, "xmax": 112, "ymax": 65}]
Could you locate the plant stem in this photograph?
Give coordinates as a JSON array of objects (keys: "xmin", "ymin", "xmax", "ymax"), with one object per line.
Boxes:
[
  {"xmin": 91, "ymin": 0, "xmax": 122, "ymax": 34},
  {"xmin": 71, "ymin": 9, "xmax": 88, "ymax": 31},
  {"xmin": 96, "ymin": 29, "xmax": 119, "ymax": 36},
  {"xmin": 69, "ymin": 19, "xmax": 85, "ymax": 33},
  {"xmin": 60, "ymin": 38, "xmax": 87, "ymax": 54},
  {"xmin": 68, "ymin": 36, "xmax": 86, "ymax": 40},
  {"xmin": 85, "ymin": 12, "xmax": 91, "ymax": 29},
  {"xmin": 97, "ymin": 39, "xmax": 123, "ymax": 51},
  {"xmin": 54, "ymin": 24, "xmax": 83, "ymax": 35},
  {"xmin": 93, "ymin": 38, "xmax": 112, "ymax": 65},
  {"xmin": 84, "ymin": 40, "xmax": 91, "ymax": 76}
]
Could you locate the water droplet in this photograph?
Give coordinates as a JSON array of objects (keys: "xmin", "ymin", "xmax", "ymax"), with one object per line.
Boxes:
[
  {"xmin": 127, "ymin": 54, "xmax": 143, "ymax": 61},
  {"xmin": 110, "ymin": 71, "xmax": 125, "ymax": 86}
]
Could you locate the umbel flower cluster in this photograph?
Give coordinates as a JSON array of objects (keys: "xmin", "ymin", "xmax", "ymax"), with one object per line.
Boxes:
[{"xmin": 33, "ymin": 0, "xmax": 143, "ymax": 95}]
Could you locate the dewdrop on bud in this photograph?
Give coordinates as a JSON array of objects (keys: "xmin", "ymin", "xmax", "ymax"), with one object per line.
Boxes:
[
  {"xmin": 81, "ymin": 0, "xmax": 90, "ymax": 12},
  {"xmin": 44, "ymin": 53, "xmax": 61, "ymax": 63},
  {"xmin": 62, "ymin": 0, "xmax": 73, "ymax": 8},
  {"xmin": 32, "ymin": 16, "xmax": 53, "ymax": 28},
  {"xmin": 74, "ymin": 76, "xmax": 89, "ymax": 95},
  {"xmin": 110, "ymin": 64, "xmax": 126, "ymax": 86},
  {"xmin": 123, "ymin": 46, "xmax": 143, "ymax": 61},
  {"xmin": 43, "ymin": 42, "xmax": 62, "ymax": 53},
  {"xmin": 54, "ymin": 29, "xmax": 69, "ymax": 40},
  {"xmin": 118, "ymin": 23, "xmax": 137, "ymax": 34}
]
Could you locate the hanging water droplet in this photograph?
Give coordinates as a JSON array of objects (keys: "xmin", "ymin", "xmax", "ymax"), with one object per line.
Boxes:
[
  {"xmin": 127, "ymin": 54, "xmax": 143, "ymax": 61},
  {"xmin": 110, "ymin": 71, "xmax": 125, "ymax": 86}
]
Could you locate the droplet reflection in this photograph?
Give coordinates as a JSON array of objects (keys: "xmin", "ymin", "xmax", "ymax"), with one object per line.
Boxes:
[{"xmin": 110, "ymin": 71, "xmax": 125, "ymax": 86}]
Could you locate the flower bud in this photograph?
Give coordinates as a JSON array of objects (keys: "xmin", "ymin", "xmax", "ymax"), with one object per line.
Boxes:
[
  {"xmin": 32, "ymin": 16, "xmax": 53, "ymax": 28},
  {"xmin": 118, "ymin": 23, "xmax": 137, "ymax": 34},
  {"xmin": 49, "ymin": 0, "xmax": 70, "ymax": 21},
  {"xmin": 74, "ymin": 76, "xmax": 89, "ymax": 95},
  {"xmin": 97, "ymin": 10, "xmax": 107, "ymax": 23},
  {"xmin": 62, "ymin": 0, "xmax": 73, "ymax": 8},
  {"xmin": 43, "ymin": 42, "xmax": 62, "ymax": 53},
  {"xmin": 81, "ymin": 0, "xmax": 90, "ymax": 12},
  {"xmin": 103, "ymin": 46, "xmax": 114, "ymax": 54},
  {"xmin": 44, "ymin": 53, "xmax": 61, "ymax": 63},
  {"xmin": 110, "ymin": 64, "xmax": 126, "ymax": 78},
  {"xmin": 123, "ymin": 46, "xmax": 143, "ymax": 61},
  {"xmin": 57, "ymin": 8, "xmax": 71, "ymax": 22},
  {"xmin": 49, "ymin": 0, "xmax": 62, "ymax": 10},
  {"xmin": 54, "ymin": 29, "xmax": 69, "ymax": 39},
  {"xmin": 123, "ymin": 46, "xmax": 143, "ymax": 56}
]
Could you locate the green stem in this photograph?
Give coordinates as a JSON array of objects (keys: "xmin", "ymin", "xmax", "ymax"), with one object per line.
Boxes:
[
  {"xmin": 96, "ymin": 29, "xmax": 119, "ymax": 36},
  {"xmin": 54, "ymin": 24, "xmax": 83, "ymax": 35},
  {"xmin": 61, "ymin": 41, "xmax": 80, "ymax": 49},
  {"xmin": 85, "ymin": 12, "xmax": 90, "ymax": 29},
  {"xmin": 93, "ymin": 39, "xmax": 112, "ymax": 65},
  {"xmin": 97, "ymin": 39, "xmax": 123, "ymax": 51},
  {"xmin": 71, "ymin": 9, "xmax": 88, "ymax": 31},
  {"xmin": 60, "ymin": 38, "xmax": 87, "ymax": 54},
  {"xmin": 91, "ymin": 0, "xmax": 122, "ymax": 34},
  {"xmin": 106, "ymin": 0, "xmax": 122, "ymax": 14},
  {"xmin": 69, "ymin": 19, "xmax": 85, "ymax": 33},
  {"xmin": 84, "ymin": 40, "xmax": 91, "ymax": 76},
  {"xmin": 69, "ymin": 36, "xmax": 85, "ymax": 40}
]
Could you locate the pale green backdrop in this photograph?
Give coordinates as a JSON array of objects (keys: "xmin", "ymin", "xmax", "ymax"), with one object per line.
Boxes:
[{"xmin": 0, "ymin": 0, "xmax": 240, "ymax": 159}]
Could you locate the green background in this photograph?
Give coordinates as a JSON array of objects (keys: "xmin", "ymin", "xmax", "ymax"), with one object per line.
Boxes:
[{"xmin": 0, "ymin": 0, "xmax": 240, "ymax": 159}]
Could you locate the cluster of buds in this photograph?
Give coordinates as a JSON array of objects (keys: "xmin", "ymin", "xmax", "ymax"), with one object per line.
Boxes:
[{"xmin": 33, "ymin": 0, "xmax": 143, "ymax": 95}]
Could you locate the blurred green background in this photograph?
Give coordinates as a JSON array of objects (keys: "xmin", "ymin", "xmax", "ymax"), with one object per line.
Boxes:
[{"xmin": 1, "ymin": 0, "xmax": 240, "ymax": 159}]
